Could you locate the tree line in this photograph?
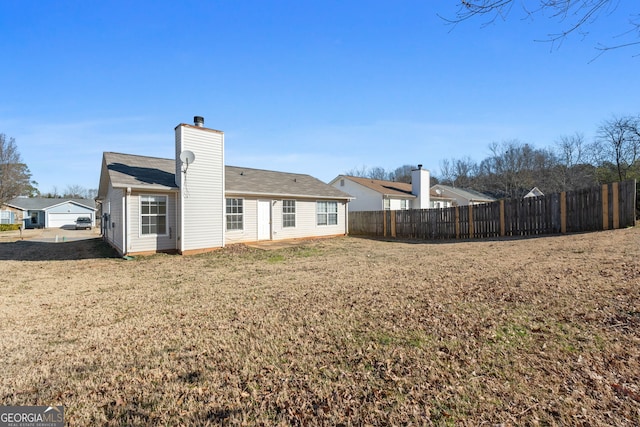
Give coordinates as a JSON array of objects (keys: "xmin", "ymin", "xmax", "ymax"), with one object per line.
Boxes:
[
  {"xmin": 346, "ymin": 114, "xmax": 640, "ymax": 200},
  {"xmin": 0, "ymin": 133, "xmax": 96, "ymax": 207}
]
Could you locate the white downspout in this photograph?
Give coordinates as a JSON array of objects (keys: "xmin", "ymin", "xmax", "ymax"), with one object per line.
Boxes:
[
  {"xmin": 345, "ymin": 201, "xmax": 349, "ymax": 235},
  {"xmin": 179, "ymin": 184, "xmax": 185, "ymax": 254},
  {"xmin": 124, "ymin": 187, "xmax": 131, "ymax": 256}
]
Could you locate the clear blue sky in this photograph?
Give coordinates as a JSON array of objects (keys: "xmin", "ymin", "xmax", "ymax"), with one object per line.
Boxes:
[{"xmin": 1, "ymin": 1, "xmax": 638, "ymax": 194}]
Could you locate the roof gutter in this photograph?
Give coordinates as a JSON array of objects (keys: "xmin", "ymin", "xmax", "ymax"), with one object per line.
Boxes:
[{"xmin": 224, "ymin": 191, "xmax": 353, "ymax": 200}]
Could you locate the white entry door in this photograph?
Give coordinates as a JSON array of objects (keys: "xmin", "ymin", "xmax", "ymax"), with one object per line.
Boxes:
[{"xmin": 257, "ymin": 200, "xmax": 271, "ymax": 240}]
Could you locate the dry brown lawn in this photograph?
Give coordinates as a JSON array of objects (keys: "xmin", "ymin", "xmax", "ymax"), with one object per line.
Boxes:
[{"xmin": 1, "ymin": 228, "xmax": 639, "ymax": 426}]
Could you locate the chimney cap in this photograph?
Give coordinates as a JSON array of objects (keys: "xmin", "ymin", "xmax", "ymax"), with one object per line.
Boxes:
[
  {"xmin": 418, "ymin": 164, "xmax": 423, "ymax": 169},
  {"xmin": 194, "ymin": 116, "xmax": 205, "ymax": 127}
]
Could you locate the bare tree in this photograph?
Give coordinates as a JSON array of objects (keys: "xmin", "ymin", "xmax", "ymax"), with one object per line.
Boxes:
[
  {"xmin": 446, "ymin": 1, "xmax": 640, "ymax": 54},
  {"xmin": 479, "ymin": 140, "xmax": 556, "ymax": 198},
  {"xmin": 389, "ymin": 164, "xmax": 416, "ymax": 183},
  {"xmin": 452, "ymin": 157, "xmax": 478, "ymax": 188},
  {"xmin": 438, "ymin": 158, "xmax": 455, "ymax": 185},
  {"xmin": 343, "ymin": 165, "xmax": 391, "ymax": 180},
  {"xmin": 552, "ymin": 132, "xmax": 597, "ymax": 190},
  {"xmin": 63, "ymin": 185, "xmax": 98, "ymax": 199},
  {"xmin": 0, "ymin": 133, "xmax": 37, "ymax": 206},
  {"xmin": 592, "ymin": 115, "xmax": 640, "ymax": 182},
  {"xmin": 368, "ymin": 166, "xmax": 389, "ymax": 180},
  {"xmin": 343, "ymin": 165, "xmax": 369, "ymax": 177}
]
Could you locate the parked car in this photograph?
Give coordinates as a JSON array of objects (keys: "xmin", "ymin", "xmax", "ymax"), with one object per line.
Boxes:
[{"xmin": 75, "ymin": 217, "xmax": 92, "ymax": 230}]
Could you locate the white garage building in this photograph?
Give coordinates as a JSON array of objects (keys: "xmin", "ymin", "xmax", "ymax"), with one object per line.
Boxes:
[{"xmin": 2, "ymin": 197, "xmax": 96, "ymax": 229}]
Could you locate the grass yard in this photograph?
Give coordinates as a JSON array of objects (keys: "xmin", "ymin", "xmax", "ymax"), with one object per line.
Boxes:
[{"xmin": 1, "ymin": 228, "xmax": 639, "ymax": 425}]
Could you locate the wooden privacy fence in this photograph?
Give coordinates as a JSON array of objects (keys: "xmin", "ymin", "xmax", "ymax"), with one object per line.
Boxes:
[{"xmin": 349, "ymin": 180, "xmax": 637, "ymax": 240}]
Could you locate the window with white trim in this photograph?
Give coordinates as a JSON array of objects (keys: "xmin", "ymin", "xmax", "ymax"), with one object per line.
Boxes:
[
  {"xmin": 317, "ymin": 201, "xmax": 338, "ymax": 226},
  {"xmin": 400, "ymin": 199, "xmax": 408, "ymax": 210},
  {"xmin": 383, "ymin": 198, "xmax": 390, "ymax": 210},
  {"xmin": 141, "ymin": 195, "xmax": 167, "ymax": 235},
  {"xmin": 282, "ymin": 200, "xmax": 296, "ymax": 228},
  {"xmin": 226, "ymin": 198, "xmax": 243, "ymax": 230}
]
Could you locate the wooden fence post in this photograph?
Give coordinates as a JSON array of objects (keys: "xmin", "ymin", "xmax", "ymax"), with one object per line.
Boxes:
[
  {"xmin": 455, "ymin": 206, "xmax": 460, "ymax": 239},
  {"xmin": 560, "ymin": 192, "xmax": 567, "ymax": 233},
  {"xmin": 602, "ymin": 184, "xmax": 609, "ymax": 230},
  {"xmin": 499, "ymin": 200, "xmax": 506, "ymax": 237},
  {"xmin": 612, "ymin": 182, "xmax": 619, "ymax": 229},
  {"xmin": 391, "ymin": 210, "xmax": 396, "ymax": 238},
  {"xmin": 469, "ymin": 204, "xmax": 474, "ymax": 238},
  {"xmin": 383, "ymin": 210, "xmax": 387, "ymax": 237}
]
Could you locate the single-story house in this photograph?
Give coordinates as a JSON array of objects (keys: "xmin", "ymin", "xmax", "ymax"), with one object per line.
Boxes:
[
  {"xmin": 329, "ymin": 170, "xmax": 454, "ymax": 212},
  {"xmin": 1, "ymin": 197, "xmax": 96, "ymax": 229},
  {"xmin": 430, "ymin": 184, "xmax": 496, "ymax": 206},
  {"xmin": 97, "ymin": 117, "xmax": 352, "ymax": 256}
]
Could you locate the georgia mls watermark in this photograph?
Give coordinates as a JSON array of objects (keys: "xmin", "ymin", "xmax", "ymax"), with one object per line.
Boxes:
[{"xmin": 0, "ymin": 406, "xmax": 64, "ymax": 427}]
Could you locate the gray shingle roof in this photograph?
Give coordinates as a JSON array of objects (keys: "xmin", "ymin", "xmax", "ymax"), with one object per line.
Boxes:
[
  {"xmin": 103, "ymin": 152, "xmax": 178, "ymax": 191},
  {"xmin": 101, "ymin": 152, "xmax": 350, "ymax": 200},
  {"xmin": 6, "ymin": 197, "xmax": 96, "ymax": 210},
  {"xmin": 226, "ymin": 166, "xmax": 350, "ymax": 199}
]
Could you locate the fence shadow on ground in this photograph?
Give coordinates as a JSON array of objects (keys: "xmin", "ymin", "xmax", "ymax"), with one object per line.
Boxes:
[{"xmin": 0, "ymin": 238, "xmax": 120, "ymax": 261}]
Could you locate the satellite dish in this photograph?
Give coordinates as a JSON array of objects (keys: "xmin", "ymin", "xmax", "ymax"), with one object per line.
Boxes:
[
  {"xmin": 180, "ymin": 150, "xmax": 195, "ymax": 165},
  {"xmin": 179, "ymin": 150, "xmax": 195, "ymax": 173}
]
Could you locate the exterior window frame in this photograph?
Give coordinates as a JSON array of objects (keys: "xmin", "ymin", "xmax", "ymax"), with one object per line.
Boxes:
[
  {"xmin": 316, "ymin": 201, "xmax": 338, "ymax": 226},
  {"xmin": 140, "ymin": 194, "xmax": 168, "ymax": 236},
  {"xmin": 226, "ymin": 198, "xmax": 244, "ymax": 231},
  {"xmin": 282, "ymin": 199, "xmax": 296, "ymax": 228}
]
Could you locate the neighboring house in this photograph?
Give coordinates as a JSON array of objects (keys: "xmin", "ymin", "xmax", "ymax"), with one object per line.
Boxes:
[
  {"xmin": 330, "ymin": 166, "xmax": 434, "ymax": 212},
  {"xmin": 429, "ymin": 188, "xmax": 455, "ymax": 209},
  {"xmin": 524, "ymin": 187, "xmax": 544, "ymax": 198},
  {"xmin": 430, "ymin": 184, "xmax": 496, "ymax": 206},
  {"xmin": 97, "ymin": 116, "xmax": 352, "ymax": 256},
  {"xmin": 1, "ymin": 197, "xmax": 96, "ymax": 229}
]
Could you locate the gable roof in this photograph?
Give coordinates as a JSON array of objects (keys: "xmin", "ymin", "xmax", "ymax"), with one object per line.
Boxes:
[
  {"xmin": 5, "ymin": 197, "xmax": 96, "ymax": 211},
  {"xmin": 100, "ymin": 152, "xmax": 179, "ymax": 194},
  {"xmin": 524, "ymin": 187, "xmax": 544, "ymax": 198},
  {"xmin": 335, "ymin": 175, "xmax": 416, "ymax": 198},
  {"xmin": 432, "ymin": 184, "xmax": 496, "ymax": 203},
  {"xmin": 100, "ymin": 152, "xmax": 351, "ymax": 200}
]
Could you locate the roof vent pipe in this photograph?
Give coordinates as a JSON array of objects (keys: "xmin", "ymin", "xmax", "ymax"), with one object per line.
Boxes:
[
  {"xmin": 194, "ymin": 116, "xmax": 205, "ymax": 127},
  {"xmin": 418, "ymin": 164, "xmax": 423, "ymax": 170}
]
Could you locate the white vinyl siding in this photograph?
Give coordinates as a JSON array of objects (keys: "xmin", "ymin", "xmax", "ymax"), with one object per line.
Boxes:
[
  {"xmin": 102, "ymin": 184, "xmax": 124, "ymax": 255},
  {"xmin": 225, "ymin": 198, "xmax": 347, "ymax": 243},
  {"xmin": 330, "ymin": 179, "xmax": 385, "ymax": 212},
  {"xmin": 126, "ymin": 192, "xmax": 177, "ymax": 254},
  {"xmin": 388, "ymin": 198, "xmax": 410, "ymax": 211},
  {"xmin": 224, "ymin": 198, "xmax": 257, "ymax": 244},
  {"xmin": 177, "ymin": 125, "xmax": 225, "ymax": 252}
]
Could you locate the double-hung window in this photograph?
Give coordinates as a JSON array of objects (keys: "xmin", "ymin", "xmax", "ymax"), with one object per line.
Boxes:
[
  {"xmin": 317, "ymin": 201, "xmax": 338, "ymax": 226},
  {"xmin": 141, "ymin": 195, "xmax": 167, "ymax": 235},
  {"xmin": 282, "ymin": 200, "xmax": 296, "ymax": 228},
  {"xmin": 226, "ymin": 198, "xmax": 243, "ymax": 230}
]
